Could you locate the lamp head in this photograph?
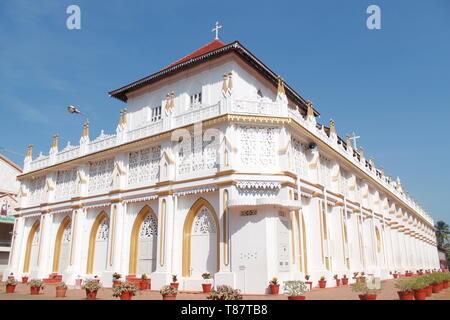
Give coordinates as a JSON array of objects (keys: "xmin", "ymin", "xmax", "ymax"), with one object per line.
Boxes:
[{"xmin": 67, "ymin": 105, "xmax": 80, "ymax": 114}]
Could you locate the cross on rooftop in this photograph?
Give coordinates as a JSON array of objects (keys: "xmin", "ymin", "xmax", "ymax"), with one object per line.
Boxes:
[
  {"xmin": 349, "ymin": 131, "xmax": 360, "ymax": 150},
  {"xmin": 212, "ymin": 21, "xmax": 223, "ymax": 40}
]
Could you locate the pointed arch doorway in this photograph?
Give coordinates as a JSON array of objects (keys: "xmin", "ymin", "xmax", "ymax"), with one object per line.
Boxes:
[
  {"xmin": 23, "ymin": 220, "xmax": 40, "ymax": 273},
  {"xmin": 52, "ymin": 216, "xmax": 72, "ymax": 273},
  {"xmin": 182, "ymin": 198, "xmax": 220, "ymax": 278},
  {"xmin": 129, "ymin": 205, "xmax": 158, "ymax": 275},
  {"xmin": 86, "ymin": 212, "xmax": 110, "ymax": 275}
]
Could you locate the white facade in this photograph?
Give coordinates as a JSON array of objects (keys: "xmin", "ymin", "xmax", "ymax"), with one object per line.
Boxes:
[
  {"xmin": 5, "ymin": 41, "xmax": 439, "ymax": 293},
  {"xmin": 0, "ymin": 154, "xmax": 21, "ymax": 273}
]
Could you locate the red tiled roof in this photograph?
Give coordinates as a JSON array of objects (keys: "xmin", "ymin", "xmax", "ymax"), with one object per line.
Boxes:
[{"xmin": 161, "ymin": 39, "xmax": 227, "ymax": 71}]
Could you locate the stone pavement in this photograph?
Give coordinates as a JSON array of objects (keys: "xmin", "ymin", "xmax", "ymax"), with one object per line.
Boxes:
[{"xmin": 0, "ymin": 279, "xmax": 449, "ymax": 300}]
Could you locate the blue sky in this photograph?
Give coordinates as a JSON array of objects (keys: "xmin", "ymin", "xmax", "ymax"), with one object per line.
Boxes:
[{"xmin": 0, "ymin": 0, "xmax": 448, "ymax": 223}]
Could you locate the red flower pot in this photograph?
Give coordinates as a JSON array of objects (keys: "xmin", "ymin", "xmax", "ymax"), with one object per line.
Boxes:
[
  {"xmin": 443, "ymin": 280, "xmax": 449, "ymax": 289},
  {"xmin": 269, "ymin": 284, "xmax": 279, "ymax": 295},
  {"xmin": 56, "ymin": 287, "xmax": 67, "ymax": 298},
  {"xmin": 393, "ymin": 274, "xmax": 398, "ymax": 279},
  {"xmin": 163, "ymin": 294, "xmax": 177, "ymax": 300},
  {"xmin": 202, "ymin": 283, "xmax": 213, "ymax": 293},
  {"xmin": 170, "ymin": 282, "xmax": 179, "ymax": 290},
  {"xmin": 397, "ymin": 291, "xmax": 414, "ymax": 300},
  {"xmin": 86, "ymin": 289, "xmax": 98, "ymax": 300},
  {"xmin": 318, "ymin": 280, "xmax": 327, "ymax": 289},
  {"xmin": 425, "ymin": 285, "xmax": 432, "ymax": 297},
  {"xmin": 335, "ymin": 279, "xmax": 341, "ymax": 287},
  {"xmin": 359, "ymin": 294, "xmax": 377, "ymax": 300},
  {"xmin": 288, "ymin": 296, "xmax": 306, "ymax": 300},
  {"xmin": 6, "ymin": 285, "xmax": 16, "ymax": 294},
  {"xmin": 139, "ymin": 279, "xmax": 150, "ymax": 290},
  {"xmin": 414, "ymin": 289, "xmax": 427, "ymax": 301},
  {"xmin": 22, "ymin": 277, "xmax": 29, "ymax": 284},
  {"xmin": 341, "ymin": 278, "xmax": 349, "ymax": 285},
  {"xmin": 120, "ymin": 291, "xmax": 133, "ymax": 300},
  {"xmin": 418, "ymin": 272, "xmax": 424, "ymax": 276},
  {"xmin": 30, "ymin": 286, "xmax": 41, "ymax": 295},
  {"xmin": 432, "ymin": 283, "xmax": 441, "ymax": 293}
]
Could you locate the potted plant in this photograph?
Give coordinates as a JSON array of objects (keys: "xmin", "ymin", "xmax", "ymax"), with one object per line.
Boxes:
[
  {"xmin": 82, "ymin": 279, "xmax": 102, "ymax": 300},
  {"xmin": 171, "ymin": 274, "xmax": 179, "ymax": 289},
  {"xmin": 417, "ymin": 269, "xmax": 424, "ymax": 276},
  {"xmin": 351, "ymin": 279, "xmax": 381, "ymax": 300},
  {"xmin": 207, "ymin": 285, "xmax": 243, "ymax": 300},
  {"xmin": 5, "ymin": 278, "xmax": 18, "ymax": 294},
  {"xmin": 411, "ymin": 277, "xmax": 428, "ymax": 300},
  {"xmin": 29, "ymin": 279, "xmax": 44, "ymax": 295},
  {"xmin": 75, "ymin": 275, "xmax": 83, "ymax": 289},
  {"xmin": 423, "ymin": 275, "xmax": 433, "ymax": 297},
  {"xmin": 392, "ymin": 271, "xmax": 398, "ymax": 279},
  {"xmin": 160, "ymin": 284, "xmax": 178, "ymax": 300},
  {"xmin": 140, "ymin": 274, "xmax": 150, "ymax": 290},
  {"xmin": 112, "ymin": 272, "xmax": 122, "ymax": 288},
  {"xmin": 304, "ymin": 275, "xmax": 312, "ymax": 290},
  {"xmin": 284, "ymin": 280, "xmax": 307, "ymax": 300},
  {"xmin": 268, "ymin": 277, "xmax": 279, "ymax": 295},
  {"xmin": 201, "ymin": 273, "xmax": 213, "ymax": 293},
  {"xmin": 430, "ymin": 273, "xmax": 443, "ymax": 293},
  {"xmin": 394, "ymin": 277, "xmax": 414, "ymax": 300},
  {"xmin": 56, "ymin": 282, "xmax": 67, "ymax": 298},
  {"xmin": 318, "ymin": 276, "xmax": 327, "ymax": 288},
  {"xmin": 443, "ymin": 273, "xmax": 449, "ymax": 289},
  {"xmin": 333, "ymin": 274, "xmax": 340, "ymax": 286},
  {"xmin": 113, "ymin": 281, "xmax": 137, "ymax": 300},
  {"xmin": 22, "ymin": 275, "xmax": 29, "ymax": 284},
  {"xmin": 341, "ymin": 274, "xmax": 349, "ymax": 285}
]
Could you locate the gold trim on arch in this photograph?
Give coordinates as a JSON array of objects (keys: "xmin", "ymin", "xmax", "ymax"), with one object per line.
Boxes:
[
  {"xmin": 223, "ymin": 190, "xmax": 229, "ymax": 266},
  {"xmin": 182, "ymin": 198, "xmax": 220, "ymax": 277},
  {"xmin": 129, "ymin": 205, "xmax": 158, "ymax": 275},
  {"xmin": 159, "ymin": 200, "xmax": 166, "ymax": 267},
  {"xmin": 23, "ymin": 220, "xmax": 40, "ymax": 273},
  {"xmin": 52, "ymin": 216, "xmax": 71, "ymax": 273},
  {"xmin": 86, "ymin": 211, "xmax": 108, "ymax": 274},
  {"xmin": 375, "ymin": 226, "xmax": 382, "ymax": 253}
]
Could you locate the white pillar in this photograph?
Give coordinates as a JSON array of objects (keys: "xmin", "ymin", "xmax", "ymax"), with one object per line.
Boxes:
[{"xmin": 151, "ymin": 194, "xmax": 174, "ymax": 289}]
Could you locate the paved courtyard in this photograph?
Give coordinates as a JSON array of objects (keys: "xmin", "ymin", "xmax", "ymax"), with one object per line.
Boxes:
[{"xmin": 0, "ymin": 279, "xmax": 449, "ymax": 300}]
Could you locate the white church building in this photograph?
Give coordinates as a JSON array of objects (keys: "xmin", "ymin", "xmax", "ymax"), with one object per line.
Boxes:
[{"xmin": 5, "ymin": 35, "xmax": 439, "ymax": 293}]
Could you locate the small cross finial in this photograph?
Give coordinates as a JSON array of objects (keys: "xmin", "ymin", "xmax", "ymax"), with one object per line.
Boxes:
[
  {"xmin": 349, "ymin": 131, "xmax": 361, "ymax": 150},
  {"xmin": 212, "ymin": 21, "xmax": 223, "ymax": 40}
]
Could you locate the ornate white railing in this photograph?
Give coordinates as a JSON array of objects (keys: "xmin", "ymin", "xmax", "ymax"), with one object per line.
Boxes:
[
  {"xmin": 127, "ymin": 120, "xmax": 163, "ymax": 141},
  {"xmin": 29, "ymin": 155, "xmax": 49, "ymax": 171},
  {"xmin": 89, "ymin": 132, "xmax": 117, "ymax": 153},
  {"xmin": 233, "ymin": 99, "xmax": 281, "ymax": 116},
  {"xmin": 56, "ymin": 145, "xmax": 80, "ymax": 163},
  {"xmin": 174, "ymin": 103, "xmax": 220, "ymax": 127}
]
